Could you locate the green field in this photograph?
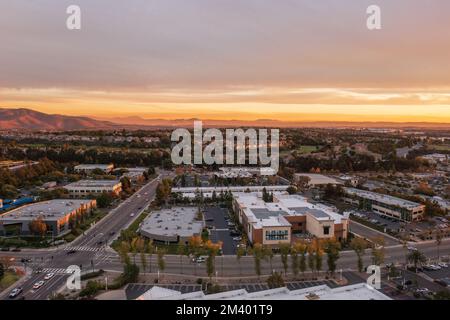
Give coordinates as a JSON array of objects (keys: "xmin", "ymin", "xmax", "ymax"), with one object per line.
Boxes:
[
  {"xmin": 281, "ymin": 145, "xmax": 321, "ymax": 156},
  {"xmin": 428, "ymin": 144, "xmax": 450, "ymax": 151}
]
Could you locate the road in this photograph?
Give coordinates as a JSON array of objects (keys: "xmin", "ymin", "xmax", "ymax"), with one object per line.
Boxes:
[
  {"xmin": 1, "ymin": 176, "xmax": 449, "ymax": 299},
  {"xmin": 87, "ymin": 238, "xmax": 450, "ymax": 278},
  {"xmin": 349, "ymin": 220, "xmax": 400, "ymax": 246},
  {"xmin": 1, "ymin": 174, "xmax": 163, "ymax": 300}
]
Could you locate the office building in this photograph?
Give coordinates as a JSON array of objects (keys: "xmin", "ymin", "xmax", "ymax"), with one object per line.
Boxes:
[
  {"xmin": 343, "ymin": 187, "xmax": 425, "ymax": 222},
  {"xmin": 0, "ymin": 199, "xmax": 96, "ymax": 236},
  {"xmin": 64, "ymin": 180, "xmax": 122, "ymax": 198}
]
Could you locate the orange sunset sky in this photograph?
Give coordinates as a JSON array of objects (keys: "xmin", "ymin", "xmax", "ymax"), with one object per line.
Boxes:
[{"xmin": 1, "ymin": 1, "xmax": 450, "ymax": 123}]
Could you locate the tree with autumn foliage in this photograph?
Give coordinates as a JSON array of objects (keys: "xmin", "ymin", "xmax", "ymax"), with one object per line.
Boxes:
[
  {"xmin": 29, "ymin": 216, "xmax": 47, "ymax": 237},
  {"xmin": 205, "ymin": 240, "xmax": 223, "ymax": 280},
  {"xmin": 323, "ymin": 238, "xmax": 341, "ymax": 275}
]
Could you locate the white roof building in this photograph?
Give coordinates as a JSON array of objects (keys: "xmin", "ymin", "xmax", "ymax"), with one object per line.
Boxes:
[{"xmin": 135, "ymin": 283, "xmax": 391, "ymax": 300}]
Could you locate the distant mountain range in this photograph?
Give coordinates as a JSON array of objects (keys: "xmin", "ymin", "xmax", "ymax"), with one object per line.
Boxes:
[
  {"xmin": 0, "ymin": 108, "xmax": 117, "ymax": 130},
  {"xmin": 1, "ymin": 108, "xmax": 449, "ymax": 131}
]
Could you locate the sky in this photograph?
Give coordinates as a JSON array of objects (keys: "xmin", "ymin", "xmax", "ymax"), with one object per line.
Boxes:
[{"xmin": 1, "ymin": 0, "xmax": 450, "ymax": 123}]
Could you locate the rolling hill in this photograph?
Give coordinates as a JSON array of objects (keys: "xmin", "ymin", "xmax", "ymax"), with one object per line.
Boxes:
[{"xmin": 0, "ymin": 108, "xmax": 117, "ymax": 131}]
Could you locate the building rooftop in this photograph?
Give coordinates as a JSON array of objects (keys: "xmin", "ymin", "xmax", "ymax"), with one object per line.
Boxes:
[
  {"xmin": 0, "ymin": 199, "xmax": 94, "ymax": 222},
  {"xmin": 295, "ymin": 173, "xmax": 343, "ymax": 185},
  {"xmin": 65, "ymin": 179, "xmax": 121, "ymax": 188},
  {"xmin": 234, "ymin": 192, "xmax": 345, "ymax": 228},
  {"xmin": 74, "ymin": 164, "xmax": 113, "ymax": 170},
  {"xmin": 139, "ymin": 207, "xmax": 204, "ymax": 240},
  {"xmin": 344, "ymin": 187, "xmax": 423, "ymax": 209},
  {"xmin": 135, "ymin": 283, "xmax": 391, "ymax": 300}
]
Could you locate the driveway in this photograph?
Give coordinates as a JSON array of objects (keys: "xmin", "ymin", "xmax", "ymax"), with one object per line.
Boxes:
[{"xmin": 205, "ymin": 207, "xmax": 237, "ymax": 255}]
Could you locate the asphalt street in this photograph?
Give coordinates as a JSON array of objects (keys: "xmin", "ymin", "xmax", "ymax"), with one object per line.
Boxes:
[{"xmin": 1, "ymin": 174, "xmax": 163, "ymax": 300}]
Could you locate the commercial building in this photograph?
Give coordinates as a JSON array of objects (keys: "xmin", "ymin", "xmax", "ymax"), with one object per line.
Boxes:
[
  {"xmin": 74, "ymin": 164, "xmax": 114, "ymax": 174},
  {"xmin": 64, "ymin": 180, "xmax": 122, "ymax": 198},
  {"xmin": 0, "ymin": 199, "xmax": 96, "ymax": 236},
  {"xmin": 172, "ymin": 185, "xmax": 290, "ymax": 199},
  {"xmin": 133, "ymin": 283, "xmax": 390, "ymax": 300},
  {"xmin": 215, "ymin": 167, "xmax": 276, "ymax": 178},
  {"xmin": 117, "ymin": 167, "xmax": 147, "ymax": 182},
  {"xmin": 420, "ymin": 153, "xmax": 448, "ymax": 164},
  {"xmin": 343, "ymin": 187, "xmax": 425, "ymax": 222},
  {"xmin": 294, "ymin": 173, "xmax": 343, "ymax": 186},
  {"xmin": 139, "ymin": 207, "xmax": 204, "ymax": 244},
  {"xmin": 233, "ymin": 192, "xmax": 348, "ymax": 245}
]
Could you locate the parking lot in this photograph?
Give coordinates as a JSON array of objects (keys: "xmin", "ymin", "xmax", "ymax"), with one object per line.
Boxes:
[{"xmin": 204, "ymin": 207, "xmax": 239, "ymax": 255}]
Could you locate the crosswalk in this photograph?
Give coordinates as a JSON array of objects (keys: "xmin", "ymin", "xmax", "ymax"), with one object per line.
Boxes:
[
  {"xmin": 41, "ymin": 267, "xmax": 68, "ymax": 274},
  {"xmin": 63, "ymin": 246, "xmax": 103, "ymax": 252}
]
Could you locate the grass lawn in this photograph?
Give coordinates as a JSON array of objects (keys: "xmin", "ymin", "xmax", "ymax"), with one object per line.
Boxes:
[
  {"xmin": 281, "ymin": 145, "xmax": 322, "ymax": 156},
  {"xmin": 427, "ymin": 144, "xmax": 450, "ymax": 152},
  {"xmin": 0, "ymin": 271, "xmax": 20, "ymax": 291}
]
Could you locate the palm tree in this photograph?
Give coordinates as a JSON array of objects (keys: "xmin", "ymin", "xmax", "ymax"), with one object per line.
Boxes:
[
  {"xmin": 251, "ymin": 243, "xmax": 263, "ymax": 279},
  {"xmin": 350, "ymin": 237, "xmax": 366, "ymax": 272},
  {"xmin": 139, "ymin": 241, "xmax": 147, "ymax": 274},
  {"xmin": 177, "ymin": 245, "xmax": 187, "ymax": 274},
  {"xmin": 236, "ymin": 245, "xmax": 246, "ymax": 276},
  {"xmin": 279, "ymin": 243, "xmax": 290, "ymax": 276},
  {"xmin": 323, "ymin": 238, "xmax": 341, "ymax": 276},
  {"xmin": 263, "ymin": 245, "xmax": 274, "ymax": 272},
  {"xmin": 290, "ymin": 246, "xmax": 299, "ymax": 279},
  {"xmin": 436, "ymin": 230, "xmax": 443, "ymax": 261},
  {"xmin": 407, "ymin": 249, "xmax": 426, "ymax": 273},
  {"xmin": 146, "ymin": 240, "xmax": 154, "ymax": 273},
  {"xmin": 157, "ymin": 248, "xmax": 166, "ymax": 280}
]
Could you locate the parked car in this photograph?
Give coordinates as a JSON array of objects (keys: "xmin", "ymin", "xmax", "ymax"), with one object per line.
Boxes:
[
  {"xmin": 0, "ymin": 247, "xmax": 10, "ymax": 251},
  {"xmin": 66, "ymin": 250, "xmax": 77, "ymax": 255},
  {"xmin": 9, "ymin": 287, "xmax": 23, "ymax": 298},
  {"xmin": 11, "ymin": 248, "xmax": 22, "ymax": 252},
  {"xmin": 192, "ymin": 256, "xmax": 206, "ymax": 263},
  {"xmin": 437, "ymin": 262, "xmax": 448, "ymax": 268},
  {"xmin": 407, "ymin": 246, "xmax": 417, "ymax": 251},
  {"xmin": 232, "ymin": 236, "xmax": 242, "ymax": 241}
]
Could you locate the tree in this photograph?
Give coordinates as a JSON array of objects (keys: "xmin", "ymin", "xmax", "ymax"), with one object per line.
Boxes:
[
  {"xmin": 157, "ymin": 248, "xmax": 166, "ymax": 275},
  {"xmin": 96, "ymin": 192, "xmax": 114, "ymax": 208},
  {"xmin": 307, "ymin": 245, "xmax": 315, "ymax": 276},
  {"xmin": 205, "ymin": 240, "xmax": 222, "ymax": 280},
  {"xmin": 436, "ymin": 229, "xmax": 443, "ymax": 260},
  {"xmin": 146, "ymin": 240, "xmax": 154, "ymax": 273},
  {"xmin": 0, "ymin": 262, "xmax": 4, "ymax": 280},
  {"xmin": 263, "ymin": 245, "xmax": 274, "ymax": 272},
  {"xmin": 138, "ymin": 240, "xmax": 147, "ymax": 274},
  {"xmin": 118, "ymin": 241, "xmax": 131, "ymax": 266},
  {"xmin": 350, "ymin": 237, "xmax": 367, "ymax": 272},
  {"xmin": 177, "ymin": 245, "xmax": 187, "ymax": 274},
  {"xmin": 279, "ymin": 243, "xmax": 290, "ymax": 275},
  {"xmin": 236, "ymin": 245, "xmax": 246, "ymax": 276},
  {"xmin": 294, "ymin": 241, "xmax": 308, "ymax": 278},
  {"xmin": 371, "ymin": 236, "xmax": 385, "ymax": 266},
  {"xmin": 323, "ymin": 238, "xmax": 341, "ymax": 275},
  {"xmin": 407, "ymin": 250, "xmax": 427, "ymax": 273},
  {"xmin": 315, "ymin": 245, "xmax": 323, "ymax": 276},
  {"xmin": 29, "ymin": 216, "xmax": 47, "ymax": 238},
  {"xmin": 267, "ymin": 272, "xmax": 285, "ymax": 289},
  {"xmin": 251, "ymin": 243, "xmax": 264, "ymax": 279},
  {"xmin": 155, "ymin": 179, "xmax": 172, "ymax": 206},
  {"xmin": 290, "ymin": 245, "xmax": 299, "ymax": 279}
]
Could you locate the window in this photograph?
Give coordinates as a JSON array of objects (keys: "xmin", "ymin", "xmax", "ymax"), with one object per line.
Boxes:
[
  {"xmin": 265, "ymin": 229, "xmax": 288, "ymax": 241},
  {"xmin": 323, "ymin": 226, "xmax": 330, "ymax": 235}
]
